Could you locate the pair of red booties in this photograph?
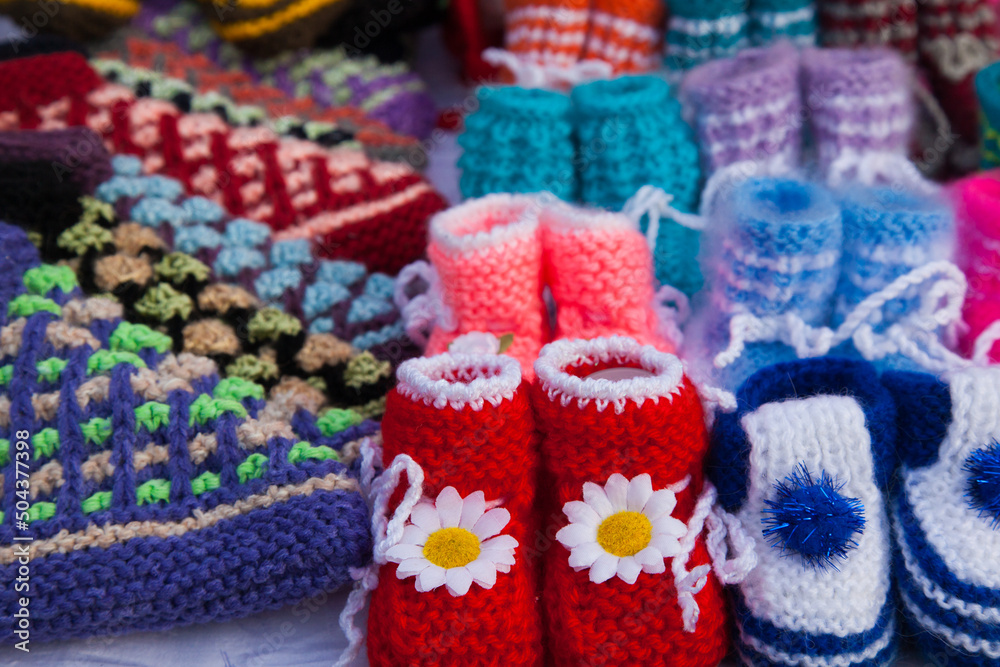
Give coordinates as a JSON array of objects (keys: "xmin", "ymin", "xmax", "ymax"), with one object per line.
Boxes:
[{"xmin": 367, "ymin": 336, "xmax": 729, "ymax": 666}]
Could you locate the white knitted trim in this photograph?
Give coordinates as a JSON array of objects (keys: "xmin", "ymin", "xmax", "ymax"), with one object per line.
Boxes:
[
  {"xmin": 581, "ymin": 38, "xmax": 660, "ymax": 68},
  {"xmin": 506, "ymin": 27, "xmax": 588, "ymax": 50},
  {"xmin": 534, "ymin": 336, "xmax": 685, "ymax": 414},
  {"xmin": 820, "ymin": 89, "xmax": 909, "ymax": 112},
  {"xmin": 669, "ymin": 13, "xmax": 748, "ymax": 37},
  {"xmin": 739, "ymin": 617, "xmax": 896, "ymax": 667},
  {"xmin": 812, "ymin": 114, "xmax": 912, "ymax": 139},
  {"xmin": 751, "ymin": 5, "xmax": 815, "ymax": 29},
  {"xmin": 507, "ymin": 5, "xmax": 589, "ymax": 25},
  {"xmin": 900, "ymin": 589, "xmax": 1000, "ymax": 658},
  {"xmin": 707, "ymin": 124, "xmax": 801, "ymax": 156},
  {"xmin": 590, "ymin": 11, "xmax": 661, "ymax": 42},
  {"xmin": 667, "ymin": 39, "xmax": 749, "ymax": 59},
  {"xmin": 396, "ymin": 353, "xmax": 522, "ymax": 411},
  {"xmin": 700, "ymin": 94, "xmax": 799, "ymax": 129},
  {"xmin": 722, "ymin": 244, "xmax": 840, "ymax": 274},
  {"xmin": 430, "ymin": 193, "xmax": 540, "ymax": 254}
]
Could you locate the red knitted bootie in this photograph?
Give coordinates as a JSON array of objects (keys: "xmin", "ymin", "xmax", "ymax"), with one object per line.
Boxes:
[
  {"xmin": 366, "ymin": 352, "xmax": 545, "ymax": 666},
  {"xmin": 531, "ymin": 336, "xmax": 729, "ymax": 667},
  {"xmin": 541, "ymin": 203, "xmax": 676, "ymax": 352}
]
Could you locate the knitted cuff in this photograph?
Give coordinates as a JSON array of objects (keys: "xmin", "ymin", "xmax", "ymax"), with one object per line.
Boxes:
[
  {"xmin": 749, "ymin": 0, "xmax": 816, "ymax": 46},
  {"xmin": 531, "ymin": 336, "xmax": 729, "ymax": 666},
  {"xmin": 0, "ymin": 0, "xmax": 138, "ymax": 43},
  {"xmin": 835, "ymin": 187, "xmax": 953, "ymax": 325},
  {"xmin": 977, "ymin": 60, "xmax": 1000, "ymax": 169},
  {"xmin": 541, "ymin": 204, "xmax": 672, "ymax": 352},
  {"xmin": 705, "ymin": 177, "xmax": 842, "ymax": 324},
  {"xmin": 664, "ymin": 0, "xmax": 749, "ymax": 70},
  {"xmin": 502, "ymin": 0, "xmax": 590, "ymax": 69},
  {"xmin": 368, "ymin": 353, "xmax": 544, "ymax": 665},
  {"xmin": 802, "ymin": 47, "xmax": 913, "ymax": 175},
  {"xmin": 458, "ymin": 86, "xmax": 576, "ymax": 201},
  {"xmin": 818, "ymin": 0, "xmax": 917, "ymax": 58},
  {"xmin": 582, "ymin": 0, "xmax": 664, "ymax": 73},
  {"xmin": 682, "ymin": 42, "xmax": 802, "ymax": 174},
  {"xmin": 425, "ymin": 194, "xmax": 548, "ymax": 376}
]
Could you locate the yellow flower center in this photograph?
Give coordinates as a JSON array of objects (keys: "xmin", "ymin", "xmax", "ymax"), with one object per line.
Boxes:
[
  {"xmin": 597, "ymin": 511, "xmax": 653, "ymax": 557},
  {"xmin": 422, "ymin": 527, "xmax": 482, "ymax": 569}
]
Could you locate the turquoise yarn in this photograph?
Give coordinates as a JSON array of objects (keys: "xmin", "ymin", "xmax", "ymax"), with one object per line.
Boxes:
[
  {"xmin": 976, "ymin": 62, "xmax": 1000, "ymax": 168},
  {"xmin": 572, "ymin": 76, "xmax": 705, "ymax": 295},
  {"xmin": 665, "ymin": 0, "xmax": 749, "ymax": 70},
  {"xmin": 749, "ymin": 0, "xmax": 816, "ymax": 46},
  {"xmin": 458, "ymin": 86, "xmax": 577, "ymax": 201}
]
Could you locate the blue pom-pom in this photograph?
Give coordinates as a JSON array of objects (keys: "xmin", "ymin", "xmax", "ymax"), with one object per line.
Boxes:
[
  {"xmin": 762, "ymin": 464, "xmax": 866, "ymax": 568},
  {"xmin": 964, "ymin": 441, "xmax": 1000, "ymax": 528}
]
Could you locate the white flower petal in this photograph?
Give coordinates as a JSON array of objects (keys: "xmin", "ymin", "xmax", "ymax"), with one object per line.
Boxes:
[
  {"xmin": 416, "ymin": 565, "xmax": 447, "ymax": 592},
  {"xmin": 627, "ymin": 474, "xmax": 654, "ymax": 512},
  {"xmin": 567, "ymin": 542, "xmax": 604, "ymax": 569},
  {"xmin": 472, "ymin": 508, "xmax": 511, "ymax": 540},
  {"xmin": 653, "ymin": 515, "xmax": 688, "ymax": 539},
  {"xmin": 459, "ymin": 490, "xmax": 486, "ymax": 529},
  {"xmin": 445, "ymin": 567, "xmax": 474, "ymax": 596},
  {"xmin": 400, "ymin": 524, "xmax": 429, "ymax": 546},
  {"xmin": 651, "ymin": 533, "xmax": 683, "ymax": 558},
  {"xmin": 603, "ymin": 473, "xmax": 629, "ymax": 511},
  {"xmin": 466, "ymin": 558, "xmax": 498, "ymax": 588},
  {"xmin": 616, "ymin": 556, "xmax": 643, "ymax": 585},
  {"xmin": 589, "ymin": 553, "xmax": 620, "ymax": 584},
  {"xmin": 556, "ymin": 522, "xmax": 596, "ymax": 549},
  {"xmin": 481, "ymin": 534, "xmax": 518, "ymax": 552},
  {"xmin": 582, "ymin": 482, "xmax": 614, "ymax": 519},
  {"xmin": 480, "ymin": 548, "xmax": 516, "ymax": 566},
  {"xmin": 410, "ymin": 502, "xmax": 441, "ymax": 533},
  {"xmin": 385, "ymin": 543, "xmax": 424, "ymax": 563},
  {"xmin": 436, "ymin": 486, "xmax": 464, "ymax": 528},
  {"xmin": 642, "ymin": 489, "xmax": 677, "ymax": 520},
  {"xmin": 634, "ymin": 546, "xmax": 666, "ymax": 574},
  {"xmin": 496, "ymin": 562, "xmax": 512, "ymax": 573},
  {"xmin": 564, "ymin": 500, "xmax": 601, "ymax": 528},
  {"xmin": 395, "ymin": 558, "xmax": 431, "ymax": 578}
]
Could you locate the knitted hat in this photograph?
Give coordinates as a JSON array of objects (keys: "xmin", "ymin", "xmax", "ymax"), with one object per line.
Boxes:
[
  {"xmin": 367, "ymin": 352, "xmax": 544, "ymax": 665},
  {"xmin": 682, "ymin": 42, "xmax": 802, "ymax": 175},
  {"xmin": 953, "ymin": 174, "xmax": 1000, "ymax": 362},
  {"xmin": 709, "ymin": 357, "xmax": 898, "ymax": 667},
  {"xmin": 0, "ymin": 0, "xmax": 138, "ymax": 43},
  {"xmin": 458, "ymin": 86, "xmax": 577, "ymax": 201},
  {"xmin": 137, "ymin": 3, "xmax": 437, "ymax": 140},
  {"xmin": 817, "ymin": 0, "xmax": 917, "ymax": 57},
  {"xmin": 884, "ymin": 366, "xmax": 1000, "ymax": 665},
  {"xmin": 664, "ymin": 0, "xmax": 749, "ymax": 70},
  {"xmin": 0, "ymin": 223, "xmax": 379, "ymax": 643},
  {"xmin": 0, "ymin": 53, "xmax": 447, "ymax": 275},
  {"xmin": 801, "ymin": 47, "xmax": 914, "ymax": 181},
  {"xmin": 749, "ymin": 0, "xmax": 816, "ymax": 45},
  {"xmin": 572, "ymin": 76, "xmax": 704, "ymax": 296},
  {"xmin": 976, "ymin": 60, "xmax": 1000, "ymax": 169},
  {"xmin": 532, "ymin": 336, "xmax": 730, "ymax": 665}
]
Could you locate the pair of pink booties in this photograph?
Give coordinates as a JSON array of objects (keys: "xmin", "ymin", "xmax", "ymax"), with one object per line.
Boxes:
[
  {"xmin": 953, "ymin": 173, "xmax": 1000, "ymax": 362},
  {"xmin": 424, "ymin": 193, "xmax": 674, "ymax": 377}
]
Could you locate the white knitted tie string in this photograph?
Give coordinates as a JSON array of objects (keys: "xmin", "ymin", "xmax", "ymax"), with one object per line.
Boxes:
[
  {"xmin": 481, "ymin": 48, "xmax": 612, "ymax": 87},
  {"xmin": 393, "ymin": 260, "xmax": 452, "ymax": 347},
  {"xmin": 714, "ymin": 260, "xmax": 971, "ymax": 373},
  {"xmin": 653, "ymin": 283, "xmax": 692, "ymax": 348},
  {"xmin": 973, "ymin": 320, "xmax": 1000, "ymax": 364},
  {"xmin": 333, "ymin": 443, "xmax": 426, "ymax": 667},
  {"xmin": 624, "ymin": 185, "xmax": 708, "ymax": 256},
  {"xmin": 827, "ymin": 150, "xmax": 939, "ymax": 196},
  {"xmin": 698, "ymin": 154, "xmax": 795, "ymax": 218}
]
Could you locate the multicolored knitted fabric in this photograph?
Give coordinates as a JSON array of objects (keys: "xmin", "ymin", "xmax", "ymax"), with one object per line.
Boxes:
[
  {"xmin": 664, "ymin": 0, "xmax": 749, "ymax": 70},
  {"xmin": 817, "ymin": 0, "xmax": 917, "ymax": 58},
  {"xmin": 709, "ymin": 357, "xmax": 898, "ymax": 667},
  {"xmin": 0, "ymin": 53, "xmax": 446, "ymax": 275},
  {"xmin": 685, "ymin": 177, "xmax": 842, "ymax": 389},
  {"xmin": 367, "ymin": 352, "xmax": 544, "ymax": 665},
  {"xmin": 885, "ymin": 366, "xmax": 1000, "ymax": 666},
  {"xmin": 749, "ymin": 0, "xmax": 816, "ymax": 45},
  {"xmin": 801, "ymin": 47, "xmax": 913, "ymax": 181},
  {"xmin": 572, "ymin": 76, "xmax": 704, "ymax": 296},
  {"xmin": 136, "ymin": 2, "xmax": 437, "ymax": 140},
  {"xmin": 532, "ymin": 336, "xmax": 729, "ymax": 666},
  {"xmin": 192, "ymin": 0, "xmax": 351, "ymax": 55},
  {"xmin": 91, "ymin": 36, "xmax": 426, "ymax": 165},
  {"xmin": 953, "ymin": 173, "xmax": 1000, "ymax": 362},
  {"xmin": 502, "ymin": 0, "xmax": 591, "ymax": 70},
  {"xmin": 977, "ymin": 62, "xmax": 1000, "ymax": 168},
  {"xmin": 579, "ymin": 0, "xmax": 665, "ymax": 73},
  {"xmin": 0, "ymin": 0, "xmax": 138, "ymax": 42},
  {"xmin": 682, "ymin": 42, "xmax": 802, "ymax": 176},
  {"xmin": 458, "ymin": 86, "xmax": 576, "ymax": 201},
  {"xmin": 0, "ymin": 222, "xmax": 378, "ymax": 643}
]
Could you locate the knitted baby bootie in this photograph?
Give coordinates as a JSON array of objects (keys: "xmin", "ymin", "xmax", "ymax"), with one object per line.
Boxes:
[
  {"xmin": 802, "ymin": 47, "xmax": 915, "ymax": 184},
  {"xmin": 749, "ymin": 0, "xmax": 816, "ymax": 45},
  {"xmin": 424, "ymin": 194, "xmax": 549, "ymax": 377},
  {"xmin": 818, "ymin": 0, "xmax": 917, "ymax": 57},
  {"xmin": 572, "ymin": 75, "xmax": 703, "ymax": 296},
  {"xmin": 978, "ymin": 63, "xmax": 1000, "ymax": 169},
  {"xmin": 581, "ymin": 0, "xmax": 664, "ymax": 74},
  {"xmin": 682, "ymin": 42, "xmax": 802, "ymax": 176},
  {"xmin": 532, "ymin": 336, "xmax": 730, "ymax": 667},
  {"xmin": 541, "ymin": 203, "xmax": 675, "ymax": 352},
  {"xmin": 196, "ymin": 0, "xmax": 349, "ymax": 56},
  {"xmin": 367, "ymin": 352, "xmax": 544, "ymax": 666},
  {"xmin": 685, "ymin": 177, "xmax": 842, "ymax": 389},
  {"xmin": 954, "ymin": 175, "xmax": 1000, "ymax": 362},
  {"xmin": 501, "ymin": 0, "xmax": 590, "ymax": 70},
  {"xmin": 664, "ymin": 0, "xmax": 749, "ymax": 70},
  {"xmin": 709, "ymin": 357, "xmax": 898, "ymax": 667},
  {"xmin": 885, "ymin": 366, "xmax": 1000, "ymax": 666},
  {"xmin": 458, "ymin": 85, "xmax": 576, "ymax": 200}
]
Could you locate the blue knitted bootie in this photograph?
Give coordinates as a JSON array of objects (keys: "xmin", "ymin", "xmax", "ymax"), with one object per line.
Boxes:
[
  {"xmin": 709, "ymin": 357, "xmax": 899, "ymax": 667},
  {"xmin": 749, "ymin": 0, "xmax": 816, "ymax": 46},
  {"xmin": 665, "ymin": 0, "xmax": 750, "ymax": 70}
]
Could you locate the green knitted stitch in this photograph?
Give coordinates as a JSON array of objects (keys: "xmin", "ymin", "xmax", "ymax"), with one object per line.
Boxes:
[
  {"xmin": 8, "ymin": 295, "xmax": 60, "ymax": 318},
  {"xmin": 353, "ymin": 396, "xmax": 386, "ymax": 420},
  {"xmin": 213, "ymin": 377, "xmax": 265, "ymax": 402},
  {"xmin": 134, "ymin": 284, "xmax": 194, "ymax": 322},
  {"xmin": 81, "ymin": 417, "xmax": 112, "ymax": 445},
  {"xmin": 305, "ymin": 376, "xmax": 327, "ymax": 394},
  {"xmin": 225, "ymin": 355, "xmax": 280, "ymax": 383},
  {"xmin": 135, "ymin": 402, "xmax": 171, "ymax": 432},
  {"xmin": 58, "ymin": 218, "xmax": 114, "ymax": 256},
  {"xmin": 287, "ymin": 441, "xmax": 340, "ymax": 464},
  {"xmin": 82, "ymin": 490, "xmax": 112, "ymax": 514},
  {"xmin": 191, "ymin": 470, "xmax": 221, "ymax": 495},
  {"xmin": 32, "ymin": 428, "xmax": 59, "ymax": 460},
  {"xmin": 110, "ymin": 321, "xmax": 172, "ymax": 354},
  {"xmin": 317, "ymin": 408, "xmax": 362, "ymax": 436},
  {"xmin": 247, "ymin": 308, "xmax": 301, "ymax": 343},
  {"xmin": 155, "ymin": 252, "xmax": 210, "ymax": 285},
  {"xmin": 23, "ymin": 265, "xmax": 78, "ymax": 297},
  {"xmin": 87, "ymin": 350, "xmax": 146, "ymax": 375},
  {"xmin": 344, "ymin": 352, "xmax": 391, "ymax": 390},
  {"xmin": 0, "ymin": 439, "xmax": 8, "ymax": 466},
  {"xmin": 136, "ymin": 478, "xmax": 172, "ymax": 505},
  {"xmin": 237, "ymin": 452, "xmax": 269, "ymax": 483},
  {"xmin": 189, "ymin": 395, "xmax": 248, "ymax": 425},
  {"xmin": 80, "ymin": 196, "xmax": 116, "ymax": 225},
  {"xmin": 36, "ymin": 357, "xmax": 67, "ymax": 384},
  {"xmin": 28, "ymin": 502, "xmax": 56, "ymax": 522},
  {"xmin": 0, "ymin": 365, "xmax": 13, "ymax": 387}
]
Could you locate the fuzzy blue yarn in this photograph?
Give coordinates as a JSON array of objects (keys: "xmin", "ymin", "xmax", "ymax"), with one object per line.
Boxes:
[
  {"xmin": 762, "ymin": 464, "xmax": 866, "ymax": 568},
  {"xmin": 964, "ymin": 442, "xmax": 1000, "ymax": 528}
]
